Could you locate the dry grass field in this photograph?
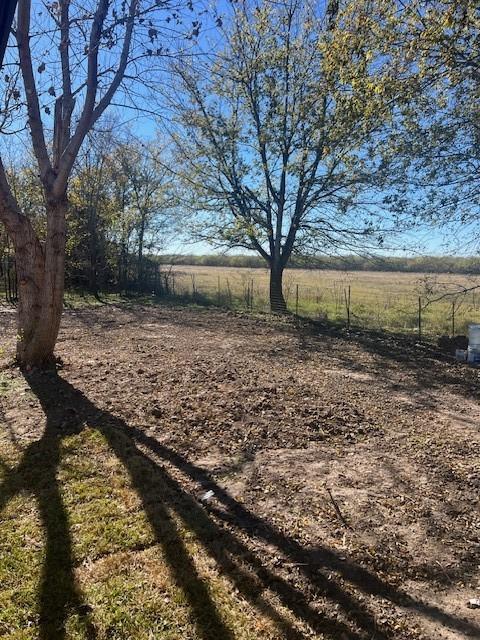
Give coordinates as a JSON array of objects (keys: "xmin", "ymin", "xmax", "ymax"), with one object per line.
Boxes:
[{"xmin": 166, "ymin": 265, "xmax": 480, "ymax": 337}]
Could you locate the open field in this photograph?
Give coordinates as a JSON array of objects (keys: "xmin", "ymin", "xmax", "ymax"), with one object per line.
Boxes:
[
  {"xmin": 1, "ymin": 302, "xmax": 479, "ymax": 639},
  {"xmin": 166, "ymin": 266, "xmax": 480, "ymax": 337}
]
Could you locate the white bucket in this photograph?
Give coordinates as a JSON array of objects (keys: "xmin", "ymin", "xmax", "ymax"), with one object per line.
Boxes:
[
  {"xmin": 467, "ymin": 347, "xmax": 480, "ymax": 365},
  {"xmin": 468, "ymin": 324, "xmax": 480, "ymax": 349}
]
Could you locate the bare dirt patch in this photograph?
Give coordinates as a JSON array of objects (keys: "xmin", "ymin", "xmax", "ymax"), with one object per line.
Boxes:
[{"xmin": 1, "ymin": 303, "xmax": 479, "ymax": 639}]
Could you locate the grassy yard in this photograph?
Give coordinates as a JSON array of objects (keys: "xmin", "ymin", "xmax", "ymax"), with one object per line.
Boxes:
[{"xmin": 0, "ymin": 406, "xmax": 296, "ymax": 640}]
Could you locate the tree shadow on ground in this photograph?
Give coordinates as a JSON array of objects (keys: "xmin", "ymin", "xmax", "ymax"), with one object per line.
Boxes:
[
  {"xmin": 0, "ymin": 413, "xmax": 96, "ymax": 639},
  {"xmin": 296, "ymin": 319, "xmax": 480, "ymax": 408},
  {"xmin": 1, "ymin": 370, "xmax": 478, "ymax": 639}
]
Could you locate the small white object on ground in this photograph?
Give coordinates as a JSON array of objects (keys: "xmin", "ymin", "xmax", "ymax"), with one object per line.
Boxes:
[
  {"xmin": 200, "ymin": 490, "xmax": 215, "ymax": 503},
  {"xmin": 467, "ymin": 347, "xmax": 480, "ymax": 364},
  {"xmin": 468, "ymin": 323, "xmax": 480, "ymax": 349},
  {"xmin": 467, "ymin": 598, "xmax": 480, "ymax": 609}
]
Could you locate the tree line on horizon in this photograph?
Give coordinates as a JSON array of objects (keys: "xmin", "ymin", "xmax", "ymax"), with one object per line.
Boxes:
[{"xmin": 156, "ymin": 254, "xmax": 480, "ymax": 275}]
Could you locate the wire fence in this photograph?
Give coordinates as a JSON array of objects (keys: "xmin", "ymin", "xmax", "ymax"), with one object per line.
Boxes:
[
  {"xmin": 160, "ymin": 268, "xmax": 480, "ymax": 339},
  {"xmin": 2, "ymin": 258, "xmax": 480, "ymax": 339}
]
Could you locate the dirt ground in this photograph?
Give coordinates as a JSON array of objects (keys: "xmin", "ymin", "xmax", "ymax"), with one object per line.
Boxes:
[{"xmin": 1, "ymin": 302, "xmax": 479, "ymax": 639}]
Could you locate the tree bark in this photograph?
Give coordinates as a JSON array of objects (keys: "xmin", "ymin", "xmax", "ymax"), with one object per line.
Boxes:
[
  {"xmin": 269, "ymin": 262, "xmax": 287, "ymax": 314},
  {"xmin": 15, "ymin": 199, "xmax": 67, "ymax": 367}
]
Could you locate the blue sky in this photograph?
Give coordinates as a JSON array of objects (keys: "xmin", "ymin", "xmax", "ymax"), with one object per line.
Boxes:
[{"xmin": 168, "ymin": 227, "xmax": 460, "ymax": 258}]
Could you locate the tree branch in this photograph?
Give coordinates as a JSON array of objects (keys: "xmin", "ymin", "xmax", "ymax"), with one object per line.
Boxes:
[
  {"xmin": 16, "ymin": 0, "xmax": 53, "ymax": 187},
  {"xmin": 53, "ymin": 0, "xmax": 75, "ymax": 169}
]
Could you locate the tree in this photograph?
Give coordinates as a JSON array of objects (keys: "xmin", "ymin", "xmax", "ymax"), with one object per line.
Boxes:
[
  {"xmin": 170, "ymin": 0, "xmax": 408, "ymax": 312},
  {"xmin": 372, "ymin": 0, "xmax": 480, "ymax": 251},
  {"xmin": 67, "ymin": 128, "xmax": 118, "ymax": 294},
  {"xmin": 114, "ymin": 140, "xmax": 173, "ymax": 289},
  {"xmin": 0, "ymin": 0, "xmax": 179, "ymax": 367}
]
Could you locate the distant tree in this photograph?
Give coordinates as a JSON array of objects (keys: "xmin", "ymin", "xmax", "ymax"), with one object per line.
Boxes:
[
  {"xmin": 0, "ymin": 0, "xmax": 183, "ymax": 367},
  {"xmin": 170, "ymin": 0, "xmax": 410, "ymax": 312},
  {"xmin": 6, "ymin": 160, "xmax": 46, "ymax": 236},
  {"xmin": 68, "ymin": 128, "xmax": 118, "ymax": 294},
  {"xmin": 62, "ymin": 131, "xmax": 177, "ymax": 293},
  {"xmin": 115, "ymin": 140, "xmax": 174, "ymax": 288}
]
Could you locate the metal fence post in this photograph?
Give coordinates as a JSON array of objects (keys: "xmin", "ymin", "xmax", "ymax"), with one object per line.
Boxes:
[
  {"xmin": 418, "ymin": 297, "xmax": 422, "ymax": 340},
  {"xmin": 344, "ymin": 285, "xmax": 351, "ymax": 330}
]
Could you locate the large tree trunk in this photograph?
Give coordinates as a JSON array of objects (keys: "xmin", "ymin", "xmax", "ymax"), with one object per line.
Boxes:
[
  {"xmin": 15, "ymin": 200, "xmax": 67, "ymax": 368},
  {"xmin": 269, "ymin": 262, "xmax": 287, "ymax": 314}
]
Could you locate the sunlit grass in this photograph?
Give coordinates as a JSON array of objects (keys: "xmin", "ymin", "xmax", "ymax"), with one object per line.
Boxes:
[{"xmin": 0, "ymin": 422, "xmax": 299, "ymax": 639}]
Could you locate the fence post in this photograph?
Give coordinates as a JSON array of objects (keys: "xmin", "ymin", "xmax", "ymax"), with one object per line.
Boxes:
[
  {"xmin": 418, "ymin": 297, "xmax": 422, "ymax": 340},
  {"xmin": 14, "ymin": 259, "xmax": 17, "ymax": 301},
  {"xmin": 154, "ymin": 268, "xmax": 159, "ymax": 295},
  {"xmin": 295, "ymin": 284, "xmax": 299, "ymax": 317},
  {"xmin": 226, "ymin": 278, "xmax": 232, "ymax": 306},
  {"xmin": 6, "ymin": 257, "xmax": 12, "ymax": 303},
  {"xmin": 217, "ymin": 276, "xmax": 221, "ymax": 305},
  {"xmin": 452, "ymin": 300, "xmax": 455, "ymax": 337},
  {"xmin": 250, "ymin": 279, "xmax": 254, "ymax": 311},
  {"xmin": 191, "ymin": 274, "xmax": 196, "ymax": 299},
  {"xmin": 344, "ymin": 285, "xmax": 351, "ymax": 330},
  {"xmin": 4, "ymin": 255, "xmax": 8, "ymax": 302}
]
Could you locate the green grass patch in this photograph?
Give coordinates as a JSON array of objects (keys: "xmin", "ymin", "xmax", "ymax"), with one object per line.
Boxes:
[{"xmin": 0, "ymin": 423, "xmax": 297, "ymax": 639}]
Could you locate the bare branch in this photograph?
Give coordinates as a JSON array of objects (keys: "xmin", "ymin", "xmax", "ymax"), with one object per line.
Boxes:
[
  {"xmin": 53, "ymin": 0, "xmax": 139, "ymax": 197},
  {"xmin": 15, "ymin": 0, "xmax": 53, "ymax": 187},
  {"xmin": 53, "ymin": 0, "xmax": 75, "ymax": 169}
]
